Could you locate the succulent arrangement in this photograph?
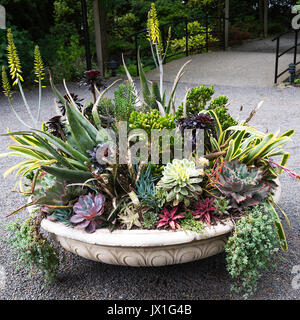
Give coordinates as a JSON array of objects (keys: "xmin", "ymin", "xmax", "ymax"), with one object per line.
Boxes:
[{"xmin": 0, "ymin": 3, "xmax": 299, "ymax": 298}]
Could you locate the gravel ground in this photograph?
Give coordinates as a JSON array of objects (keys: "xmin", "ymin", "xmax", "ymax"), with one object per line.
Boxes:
[{"xmin": 0, "ymin": 81, "xmax": 299, "ymax": 300}]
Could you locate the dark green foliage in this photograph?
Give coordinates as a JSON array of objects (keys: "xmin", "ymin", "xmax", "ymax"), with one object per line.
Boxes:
[
  {"xmin": 175, "ymin": 85, "xmax": 215, "ymax": 119},
  {"xmin": 175, "ymin": 85, "xmax": 236, "ymax": 131},
  {"xmin": 225, "ymin": 204, "xmax": 280, "ymax": 298},
  {"xmin": 1, "ymin": 216, "xmax": 60, "ymax": 285}
]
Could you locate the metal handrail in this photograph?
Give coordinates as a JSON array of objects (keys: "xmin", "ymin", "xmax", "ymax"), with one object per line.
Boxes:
[{"xmin": 273, "ymin": 28, "xmax": 300, "ymax": 84}]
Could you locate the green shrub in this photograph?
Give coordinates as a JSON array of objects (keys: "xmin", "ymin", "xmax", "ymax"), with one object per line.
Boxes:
[
  {"xmin": 129, "ymin": 109, "xmax": 176, "ymax": 135},
  {"xmin": 1, "ymin": 216, "xmax": 60, "ymax": 286},
  {"xmin": 52, "ymin": 34, "xmax": 87, "ymax": 82},
  {"xmin": 171, "ymin": 21, "xmax": 218, "ymax": 54},
  {"xmin": 225, "ymin": 204, "xmax": 280, "ymax": 298},
  {"xmin": 175, "ymin": 85, "xmax": 215, "ymax": 119}
]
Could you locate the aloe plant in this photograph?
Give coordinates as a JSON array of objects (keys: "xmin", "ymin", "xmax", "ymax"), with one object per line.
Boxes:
[{"xmin": 2, "ymin": 29, "xmax": 46, "ymax": 128}]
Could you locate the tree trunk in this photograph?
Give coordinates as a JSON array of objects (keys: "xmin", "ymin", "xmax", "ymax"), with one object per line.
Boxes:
[
  {"xmin": 93, "ymin": 0, "xmax": 108, "ymax": 75},
  {"xmin": 264, "ymin": 0, "xmax": 268, "ymax": 38},
  {"xmin": 259, "ymin": 0, "xmax": 263, "ymax": 26},
  {"xmin": 224, "ymin": 0, "xmax": 229, "ymax": 50}
]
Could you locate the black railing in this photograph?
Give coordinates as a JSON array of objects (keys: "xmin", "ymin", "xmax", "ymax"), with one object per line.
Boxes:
[
  {"xmin": 273, "ymin": 29, "xmax": 300, "ymax": 84},
  {"xmin": 130, "ymin": 14, "xmax": 227, "ymax": 75}
]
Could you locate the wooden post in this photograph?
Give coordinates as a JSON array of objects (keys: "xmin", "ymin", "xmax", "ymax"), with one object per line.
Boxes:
[
  {"xmin": 0, "ymin": 5, "xmax": 6, "ymax": 29},
  {"xmin": 81, "ymin": 0, "xmax": 92, "ymax": 70},
  {"xmin": 224, "ymin": 0, "xmax": 229, "ymax": 50},
  {"xmin": 264, "ymin": 0, "xmax": 268, "ymax": 38},
  {"xmin": 93, "ymin": 0, "xmax": 108, "ymax": 75}
]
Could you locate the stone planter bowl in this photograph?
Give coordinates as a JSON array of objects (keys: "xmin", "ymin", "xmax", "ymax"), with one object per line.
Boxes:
[{"xmin": 40, "ymin": 183, "xmax": 281, "ymax": 267}]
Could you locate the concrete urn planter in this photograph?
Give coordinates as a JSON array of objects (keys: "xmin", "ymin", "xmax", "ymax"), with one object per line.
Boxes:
[{"xmin": 40, "ymin": 183, "xmax": 281, "ymax": 267}]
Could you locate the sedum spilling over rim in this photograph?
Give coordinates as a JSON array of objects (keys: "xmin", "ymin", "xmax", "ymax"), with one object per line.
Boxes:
[{"xmin": 37, "ymin": 182, "xmax": 281, "ymax": 267}]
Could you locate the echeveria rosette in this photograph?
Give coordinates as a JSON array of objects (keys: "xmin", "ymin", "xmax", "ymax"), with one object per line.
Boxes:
[
  {"xmin": 157, "ymin": 207, "xmax": 185, "ymax": 231},
  {"xmin": 70, "ymin": 193, "xmax": 106, "ymax": 233},
  {"xmin": 217, "ymin": 160, "xmax": 272, "ymax": 211},
  {"xmin": 156, "ymin": 159, "xmax": 203, "ymax": 207}
]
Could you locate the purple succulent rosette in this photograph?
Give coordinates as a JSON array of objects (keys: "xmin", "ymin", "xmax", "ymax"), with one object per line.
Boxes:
[{"xmin": 70, "ymin": 193, "xmax": 106, "ymax": 233}]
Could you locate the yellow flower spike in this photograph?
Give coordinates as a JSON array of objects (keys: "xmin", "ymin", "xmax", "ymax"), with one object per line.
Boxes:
[
  {"xmin": 34, "ymin": 45, "xmax": 45, "ymax": 83},
  {"xmin": 2, "ymin": 66, "xmax": 13, "ymax": 100},
  {"xmin": 7, "ymin": 28, "xmax": 23, "ymax": 85},
  {"xmin": 147, "ymin": 3, "xmax": 162, "ymax": 50}
]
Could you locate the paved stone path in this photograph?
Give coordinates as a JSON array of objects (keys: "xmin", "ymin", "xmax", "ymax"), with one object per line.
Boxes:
[{"xmin": 147, "ymin": 33, "xmax": 298, "ymax": 87}]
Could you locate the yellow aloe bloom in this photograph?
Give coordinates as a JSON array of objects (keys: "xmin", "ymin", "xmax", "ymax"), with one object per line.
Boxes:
[
  {"xmin": 147, "ymin": 3, "xmax": 162, "ymax": 50},
  {"xmin": 2, "ymin": 66, "xmax": 13, "ymax": 100},
  {"xmin": 34, "ymin": 45, "xmax": 45, "ymax": 83},
  {"xmin": 7, "ymin": 28, "xmax": 23, "ymax": 86}
]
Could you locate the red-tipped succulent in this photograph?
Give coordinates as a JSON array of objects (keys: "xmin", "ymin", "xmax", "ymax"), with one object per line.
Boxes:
[
  {"xmin": 70, "ymin": 193, "xmax": 106, "ymax": 233},
  {"xmin": 191, "ymin": 198, "xmax": 216, "ymax": 225},
  {"xmin": 157, "ymin": 207, "xmax": 185, "ymax": 231}
]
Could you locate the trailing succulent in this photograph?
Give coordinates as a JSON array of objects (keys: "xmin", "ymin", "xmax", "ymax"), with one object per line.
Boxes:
[
  {"xmin": 216, "ymin": 160, "xmax": 272, "ymax": 211},
  {"xmin": 70, "ymin": 193, "xmax": 106, "ymax": 233},
  {"xmin": 1, "ymin": 215, "xmax": 60, "ymax": 285},
  {"xmin": 156, "ymin": 159, "xmax": 203, "ymax": 207},
  {"xmin": 225, "ymin": 205, "xmax": 280, "ymax": 298}
]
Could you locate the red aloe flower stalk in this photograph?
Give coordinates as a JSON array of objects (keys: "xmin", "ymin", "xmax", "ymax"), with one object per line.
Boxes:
[
  {"xmin": 268, "ymin": 160, "xmax": 300, "ymax": 181},
  {"xmin": 191, "ymin": 198, "xmax": 216, "ymax": 225},
  {"xmin": 157, "ymin": 207, "xmax": 185, "ymax": 231}
]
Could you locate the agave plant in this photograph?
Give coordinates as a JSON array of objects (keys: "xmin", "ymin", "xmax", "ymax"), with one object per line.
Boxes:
[
  {"xmin": 216, "ymin": 160, "xmax": 271, "ymax": 210},
  {"xmin": 156, "ymin": 159, "xmax": 203, "ymax": 207},
  {"xmin": 70, "ymin": 193, "xmax": 106, "ymax": 233},
  {"xmin": 157, "ymin": 207, "xmax": 185, "ymax": 231}
]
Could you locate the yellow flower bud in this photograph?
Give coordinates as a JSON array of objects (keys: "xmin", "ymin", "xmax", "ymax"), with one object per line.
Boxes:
[
  {"xmin": 2, "ymin": 66, "xmax": 13, "ymax": 100},
  {"xmin": 34, "ymin": 45, "xmax": 45, "ymax": 83},
  {"xmin": 7, "ymin": 28, "xmax": 23, "ymax": 85}
]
